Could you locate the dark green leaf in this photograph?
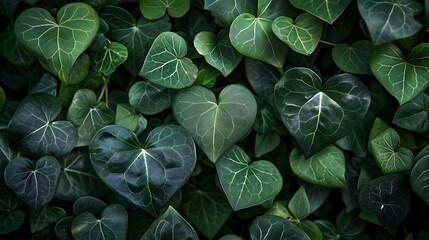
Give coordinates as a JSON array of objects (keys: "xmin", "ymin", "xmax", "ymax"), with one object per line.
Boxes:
[
  {"xmin": 30, "ymin": 205, "xmax": 66, "ymax": 233},
  {"xmin": 322, "ymin": 3, "xmax": 356, "ymax": 43},
  {"xmin": 0, "ymin": 0, "xmax": 21, "ymax": 18},
  {"xmin": 128, "ymin": 81, "xmax": 173, "ymax": 115},
  {"xmin": 288, "ymin": 185, "xmax": 310, "ymax": 220},
  {"xmin": 55, "ymin": 216, "xmax": 74, "ymax": 240},
  {"xmin": 314, "ymin": 220, "xmax": 339, "ymax": 240},
  {"xmin": 139, "ymin": 0, "xmax": 190, "ymax": 20},
  {"xmin": 0, "ymin": 186, "xmax": 24, "ymax": 234},
  {"xmin": 336, "ymin": 209, "xmax": 365, "ymax": 237},
  {"xmin": 91, "ymin": 42, "xmax": 128, "ymax": 76},
  {"xmin": 254, "ymin": 132, "xmax": 281, "ymax": 158},
  {"xmin": 58, "ymin": 71, "xmax": 103, "ymax": 106},
  {"xmin": 0, "ymin": 101, "xmax": 18, "ymax": 130},
  {"xmin": 295, "ymin": 221, "xmax": 323, "ymax": 240},
  {"xmin": 174, "ymin": 8, "xmax": 216, "ymax": 37},
  {"xmin": 290, "ymin": 0, "xmax": 352, "ymax": 24},
  {"xmin": 332, "ymin": 40, "xmax": 373, "ymax": 75},
  {"xmin": 0, "ymin": 21, "xmax": 35, "ymax": 69},
  {"xmin": 393, "ymin": 92, "xmax": 429, "ymax": 132},
  {"xmin": 0, "ymin": 132, "xmax": 17, "ymax": 181},
  {"xmin": 253, "ymin": 100, "xmax": 276, "ymax": 133},
  {"xmin": 29, "ymin": 73, "xmax": 58, "ymax": 96},
  {"xmin": 302, "ymin": 182, "xmax": 331, "ymax": 213},
  {"xmin": 203, "ymin": 0, "xmax": 256, "ymax": 26},
  {"xmin": 250, "ymin": 215, "xmax": 310, "ymax": 240},
  {"xmin": 411, "ymin": 155, "xmax": 429, "ymax": 206},
  {"xmin": 73, "ymin": 196, "xmax": 107, "ymax": 217}
]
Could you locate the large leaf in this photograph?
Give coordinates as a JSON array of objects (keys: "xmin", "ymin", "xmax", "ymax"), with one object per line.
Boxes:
[
  {"xmin": 204, "ymin": 0, "xmax": 256, "ymax": 26},
  {"xmin": 272, "ymin": 13, "xmax": 323, "ymax": 56},
  {"xmin": 89, "ymin": 124, "xmax": 196, "ymax": 216},
  {"xmin": 140, "ymin": 31, "xmax": 198, "ymax": 89},
  {"xmin": 358, "ymin": 174, "xmax": 411, "ymax": 227},
  {"xmin": 250, "ymin": 215, "xmax": 310, "ymax": 240},
  {"xmin": 216, "ymin": 145, "xmax": 282, "ymax": 211},
  {"xmin": 358, "ymin": 0, "xmax": 423, "ymax": 46},
  {"xmin": 4, "ymin": 156, "xmax": 60, "ymax": 209},
  {"xmin": 290, "ymin": 0, "xmax": 352, "ymax": 24},
  {"xmin": 181, "ymin": 175, "xmax": 232, "ymax": 240},
  {"xmin": 14, "ymin": 2, "xmax": 99, "ymax": 84},
  {"xmin": 0, "ymin": 21, "xmax": 35, "ymax": 69},
  {"xmin": 72, "ymin": 204, "xmax": 128, "ymax": 240},
  {"xmin": 140, "ymin": 206, "xmax": 198, "ymax": 240},
  {"xmin": 370, "ymin": 43, "xmax": 429, "ymax": 105},
  {"xmin": 128, "ymin": 81, "xmax": 173, "ymax": 115},
  {"xmin": 275, "ymin": 67, "xmax": 371, "ymax": 157},
  {"xmin": 194, "ymin": 29, "xmax": 242, "ymax": 77},
  {"xmin": 290, "ymin": 145, "xmax": 346, "ymax": 188},
  {"xmin": 173, "ymin": 84, "xmax": 257, "ymax": 163},
  {"xmin": 102, "ymin": 6, "xmax": 171, "ymax": 76},
  {"xmin": 139, "ymin": 0, "xmax": 190, "ymax": 20},
  {"xmin": 8, "ymin": 93, "xmax": 77, "ymax": 157},
  {"xmin": 411, "ymin": 155, "xmax": 429, "ymax": 206},
  {"xmin": 332, "ymin": 40, "xmax": 373, "ymax": 75},
  {"xmin": 0, "ymin": 186, "xmax": 25, "ymax": 234},
  {"xmin": 91, "ymin": 41, "xmax": 128, "ymax": 76},
  {"xmin": 393, "ymin": 92, "xmax": 429, "ymax": 132}
]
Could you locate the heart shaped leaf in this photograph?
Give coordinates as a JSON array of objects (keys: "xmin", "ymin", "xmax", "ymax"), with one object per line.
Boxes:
[
  {"xmin": 14, "ymin": 2, "xmax": 99, "ymax": 84},
  {"xmin": 290, "ymin": 0, "xmax": 352, "ymax": 24},
  {"xmin": 216, "ymin": 145, "xmax": 282, "ymax": 211},
  {"xmin": 393, "ymin": 92, "xmax": 429, "ymax": 133},
  {"xmin": 140, "ymin": 31, "xmax": 198, "ymax": 89},
  {"xmin": 173, "ymin": 84, "xmax": 257, "ymax": 163},
  {"xmin": 370, "ymin": 43, "xmax": 429, "ymax": 105},
  {"xmin": 411, "ymin": 155, "xmax": 429, "ymax": 206},
  {"xmin": 204, "ymin": 0, "xmax": 256, "ymax": 26},
  {"xmin": 71, "ymin": 204, "xmax": 128, "ymax": 240},
  {"xmin": 332, "ymin": 40, "xmax": 373, "ymax": 75},
  {"xmin": 289, "ymin": 185, "xmax": 311, "ymax": 220},
  {"xmin": 194, "ymin": 29, "xmax": 242, "ymax": 77},
  {"xmin": 358, "ymin": 0, "xmax": 423, "ymax": 46},
  {"xmin": 250, "ymin": 215, "xmax": 310, "ymax": 240},
  {"xmin": 89, "ymin": 124, "xmax": 196, "ymax": 216},
  {"xmin": 0, "ymin": 21, "xmax": 35, "ymax": 69},
  {"xmin": 8, "ymin": 93, "xmax": 77, "ymax": 157},
  {"xmin": 128, "ymin": 81, "xmax": 173, "ymax": 115},
  {"xmin": 272, "ymin": 13, "xmax": 323, "ymax": 55},
  {"xmin": 275, "ymin": 67, "xmax": 371, "ymax": 157},
  {"xmin": 290, "ymin": 145, "xmax": 346, "ymax": 188},
  {"xmin": 0, "ymin": 187, "xmax": 25, "ymax": 234},
  {"xmin": 139, "ymin": 0, "xmax": 190, "ymax": 20},
  {"xmin": 30, "ymin": 205, "xmax": 66, "ymax": 233},
  {"xmin": 5, "ymin": 156, "xmax": 60, "ymax": 209},
  {"xmin": 91, "ymin": 42, "xmax": 128, "ymax": 76}
]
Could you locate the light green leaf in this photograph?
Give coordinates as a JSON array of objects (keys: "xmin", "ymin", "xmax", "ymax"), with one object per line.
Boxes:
[
  {"xmin": 216, "ymin": 145, "xmax": 282, "ymax": 211},
  {"xmin": 139, "ymin": 0, "xmax": 190, "ymax": 20},
  {"xmin": 115, "ymin": 103, "xmax": 147, "ymax": 133},
  {"xmin": 358, "ymin": 0, "xmax": 423, "ymax": 46},
  {"xmin": 289, "ymin": 185, "xmax": 310, "ymax": 220},
  {"xmin": 250, "ymin": 215, "xmax": 310, "ymax": 240},
  {"xmin": 290, "ymin": 145, "xmax": 346, "ymax": 188},
  {"xmin": 194, "ymin": 29, "xmax": 242, "ymax": 77},
  {"xmin": 140, "ymin": 32, "xmax": 198, "ymax": 89},
  {"xmin": 67, "ymin": 89, "xmax": 115, "ymax": 147},
  {"xmin": 255, "ymin": 132, "xmax": 280, "ymax": 158},
  {"xmin": 173, "ymin": 84, "xmax": 257, "ymax": 162},
  {"xmin": 370, "ymin": 43, "xmax": 429, "ymax": 105},
  {"xmin": 0, "ymin": 21, "xmax": 35, "ymax": 69},
  {"xmin": 204, "ymin": 0, "xmax": 256, "ymax": 26},
  {"xmin": 367, "ymin": 117, "xmax": 390, "ymax": 155},
  {"xmin": 196, "ymin": 67, "xmax": 217, "ymax": 88},
  {"xmin": 411, "ymin": 155, "xmax": 429, "ymax": 206},
  {"xmin": 272, "ymin": 13, "xmax": 323, "ymax": 56},
  {"xmin": 30, "ymin": 205, "xmax": 66, "ymax": 233},
  {"xmin": 0, "ymin": 186, "xmax": 25, "ymax": 234},
  {"xmin": 91, "ymin": 42, "xmax": 128, "ymax": 76},
  {"xmin": 14, "ymin": 2, "xmax": 99, "ymax": 84},
  {"xmin": 290, "ymin": 0, "xmax": 352, "ymax": 24},
  {"xmin": 128, "ymin": 81, "xmax": 173, "ymax": 115},
  {"xmin": 332, "ymin": 40, "xmax": 373, "ymax": 75},
  {"xmin": 393, "ymin": 92, "xmax": 429, "ymax": 133}
]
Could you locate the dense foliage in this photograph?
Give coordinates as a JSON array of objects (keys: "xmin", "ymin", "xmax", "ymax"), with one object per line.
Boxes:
[{"xmin": 1, "ymin": 0, "xmax": 429, "ymax": 239}]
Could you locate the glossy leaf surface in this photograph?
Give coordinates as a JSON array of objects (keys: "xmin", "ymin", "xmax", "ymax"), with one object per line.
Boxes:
[
  {"xmin": 250, "ymin": 215, "xmax": 310, "ymax": 240},
  {"xmin": 411, "ymin": 155, "xmax": 429, "ymax": 206},
  {"xmin": 128, "ymin": 81, "xmax": 173, "ymax": 115},
  {"xmin": 139, "ymin": 0, "xmax": 190, "ymax": 20},
  {"xmin": 290, "ymin": 0, "xmax": 351, "ymax": 24},
  {"xmin": 332, "ymin": 40, "xmax": 373, "ymax": 75},
  {"xmin": 393, "ymin": 92, "xmax": 429, "ymax": 132}
]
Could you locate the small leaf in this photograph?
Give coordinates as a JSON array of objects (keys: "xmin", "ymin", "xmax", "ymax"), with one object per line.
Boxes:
[
  {"xmin": 0, "ymin": 187, "xmax": 24, "ymax": 234},
  {"xmin": 288, "ymin": 185, "xmax": 310, "ymax": 220},
  {"xmin": 290, "ymin": 0, "xmax": 352, "ymax": 24},
  {"xmin": 30, "ymin": 205, "xmax": 66, "ymax": 233},
  {"xmin": 73, "ymin": 196, "xmax": 107, "ymax": 217},
  {"xmin": 216, "ymin": 145, "xmax": 283, "ymax": 211},
  {"xmin": 332, "ymin": 40, "xmax": 373, "ymax": 75},
  {"xmin": 54, "ymin": 216, "xmax": 74, "ymax": 240},
  {"xmin": 128, "ymin": 81, "xmax": 173, "ymax": 115},
  {"xmin": 367, "ymin": 117, "xmax": 390, "ymax": 155},
  {"xmin": 314, "ymin": 220, "xmax": 339, "ymax": 239},
  {"xmin": 336, "ymin": 209, "xmax": 365, "ymax": 237},
  {"xmin": 139, "ymin": 0, "xmax": 190, "ymax": 20},
  {"xmin": 115, "ymin": 103, "xmax": 147, "ymax": 133},
  {"xmin": 393, "ymin": 92, "xmax": 429, "ymax": 133},
  {"xmin": 250, "ymin": 215, "xmax": 310, "ymax": 240},
  {"xmin": 0, "ymin": 21, "xmax": 35, "ymax": 69},
  {"xmin": 29, "ymin": 73, "xmax": 57, "ymax": 96},
  {"xmin": 195, "ymin": 68, "xmax": 217, "ymax": 88},
  {"xmin": 204, "ymin": 0, "xmax": 256, "ymax": 26},
  {"xmin": 411, "ymin": 155, "xmax": 429, "ymax": 206},
  {"xmin": 255, "ymin": 132, "xmax": 281, "ymax": 158},
  {"xmin": 91, "ymin": 42, "xmax": 128, "ymax": 76}
]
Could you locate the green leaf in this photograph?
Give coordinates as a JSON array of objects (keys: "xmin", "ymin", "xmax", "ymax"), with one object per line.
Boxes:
[
  {"xmin": 322, "ymin": 3, "xmax": 356, "ymax": 43},
  {"xmin": 67, "ymin": 89, "xmax": 115, "ymax": 146},
  {"xmin": 102, "ymin": 6, "xmax": 171, "ymax": 76},
  {"xmin": 272, "ymin": 13, "xmax": 323, "ymax": 56},
  {"xmin": 0, "ymin": 132, "xmax": 17, "ymax": 181},
  {"xmin": 290, "ymin": 0, "xmax": 352, "ymax": 24},
  {"xmin": 139, "ymin": 0, "xmax": 190, "ymax": 20},
  {"xmin": 115, "ymin": 103, "xmax": 147, "ymax": 133},
  {"xmin": 0, "ymin": 101, "xmax": 18, "ymax": 130},
  {"xmin": 173, "ymin": 84, "xmax": 257, "ymax": 162},
  {"xmin": 290, "ymin": 145, "xmax": 346, "ymax": 188},
  {"xmin": 194, "ymin": 30, "xmax": 242, "ymax": 77},
  {"xmin": 73, "ymin": 196, "xmax": 107, "ymax": 217},
  {"xmin": 195, "ymin": 68, "xmax": 217, "ymax": 88},
  {"xmin": 302, "ymin": 182, "xmax": 331, "ymax": 213},
  {"xmin": 140, "ymin": 31, "xmax": 198, "ymax": 89},
  {"xmin": 29, "ymin": 73, "xmax": 58, "ymax": 96},
  {"xmin": 91, "ymin": 42, "xmax": 128, "ymax": 76},
  {"xmin": 289, "ymin": 185, "xmax": 310, "ymax": 220},
  {"xmin": 358, "ymin": 174, "xmax": 411, "ymax": 227},
  {"xmin": 67, "ymin": 53, "xmax": 91, "ymax": 85},
  {"xmin": 411, "ymin": 155, "xmax": 429, "ymax": 206},
  {"xmin": 370, "ymin": 43, "xmax": 429, "ymax": 105},
  {"xmin": 0, "ymin": 186, "xmax": 25, "ymax": 234},
  {"xmin": 358, "ymin": 0, "xmax": 423, "ymax": 46},
  {"xmin": 30, "ymin": 205, "xmax": 66, "ymax": 233},
  {"xmin": 255, "ymin": 132, "xmax": 281, "ymax": 158},
  {"xmin": 367, "ymin": 117, "xmax": 390, "ymax": 155},
  {"xmin": 216, "ymin": 145, "xmax": 282, "ymax": 211},
  {"xmin": 0, "ymin": 86, "xmax": 5, "ymax": 113},
  {"xmin": 250, "ymin": 215, "xmax": 310, "ymax": 240},
  {"xmin": 393, "ymin": 92, "xmax": 429, "ymax": 133},
  {"xmin": 295, "ymin": 221, "xmax": 323, "ymax": 240},
  {"xmin": 174, "ymin": 8, "xmax": 216, "ymax": 38},
  {"xmin": 370, "ymin": 128, "xmax": 414, "ymax": 174},
  {"xmin": 140, "ymin": 206, "xmax": 198, "ymax": 240},
  {"xmin": 253, "ymin": 100, "xmax": 277, "ymax": 133},
  {"xmin": 58, "ymin": 71, "xmax": 103, "ymax": 107},
  {"xmin": 257, "ymin": 0, "xmax": 292, "ymax": 21},
  {"xmin": 14, "ymin": 2, "xmax": 99, "ymax": 84},
  {"xmin": 230, "ymin": 13, "xmax": 288, "ymax": 68},
  {"xmin": 181, "ymin": 175, "xmax": 232, "ymax": 239},
  {"xmin": 55, "ymin": 148, "xmax": 108, "ymax": 202},
  {"xmin": 336, "ymin": 209, "xmax": 365, "ymax": 237},
  {"xmin": 204, "ymin": 0, "xmax": 256, "ymax": 26},
  {"xmin": 313, "ymin": 220, "xmax": 339, "ymax": 239},
  {"xmin": 54, "ymin": 216, "xmax": 74, "ymax": 240},
  {"xmin": 274, "ymin": 67, "xmax": 371, "ymax": 157},
  {"xmin": 0, "ymin": 0, "xmax": 21, "ymax": 19},
  {"xmin": 332, "ymin": 40, "xmax": 373, "ymax": 75},
  {"xmin": 128, "ymin": 81, "xmax": 173, "ymax": 115},
  {"xmin": 72, "ymin": 204, "xmax": 128, "ymax": 240},
  {"xmin": 8, "ymin": 93, "xmax": 77, "ymax": 157},
  {"xmin": 5, "ymin": 156, "xmax": 60, "ymax": 209},
  {"xmin": 89, "ymin": 124, "xmax": 196, "ymax": 216}
]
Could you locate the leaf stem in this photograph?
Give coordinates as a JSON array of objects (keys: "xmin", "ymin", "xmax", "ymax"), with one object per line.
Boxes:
[
  {"xmin": 319, "ymin": 40, "xmax": 336, "ymax": 47},
  {"xmin": 277, "ymin": 67, "xmax": 285, "ymax": 76}
]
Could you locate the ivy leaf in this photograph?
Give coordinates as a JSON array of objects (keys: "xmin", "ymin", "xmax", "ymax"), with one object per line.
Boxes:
[
  {"xmin": 289, "ymin": 0, "xmax": 352, "ymax": 24},
  {"xmin": 332, "ymin": 40, "xmax": 373, "ymax": 75},
  {"xmin": 370, "ymin": 43, "xmax": 429, "ymax": 105},
  {"xmin": 14, "ymin": 2, "xmax": 99, "ymax": 84},
  {"xmin": 29, "ymin": 73, "xmax": 57, "ymax": 96},
  {"xmin": 141, "ymin": 206, "xmax": 198, "ymax": 240},
  {"xmin": 102, "ymin": 6, "xmax": 171, "ymax": 76},
  {"xmin": 290, "ymin": 145, "xmax": 346, "ymax": 188},
  {"xmin": 173, "ymin": 84, "xmax": 257, "ymax": 163},
  {"xmin": 255, "ymin": 132, "xmax": 280, "ymax": 158},
  {"xmin": 67, "ymin": 89, "xmax": 115, "ymax": 147},
  {"xmin": 274, "ymin": 67, "xmax": 371, "ymax": 157},
  {"xmin": 139, "ymin": 0, "xmax": 190, "ymax": 20},
  {"xmin": 272, "ymin": 13, "xmax": 323, "ymax": 56},
  {"xmin": 411, "ymin": 155, "xmax": 429, "ymax": 206},
  {"xmin": 128, "ymin": 81, "xmax": 173, "ymax": 115},
  {"xmin": 91, "ymin": 42, "xmax": 128, "ymax": 76},
  {"xmin": 250, "ymin": 215, "xmax": 310, "ymax": 240},
  {"xmin": 30, "ymin": 205, "xmax": 66, "ymax": 233},
  {"xmin": 194, "ymin": 29, "xmax": 242, "ymax": 77},
  {"xmin": 358, "ymin": 0, "xmax": 423, "ymax": 46},
  {"xmin": 0, "ymin": 187, "xmax": 25, "ymax": 234},
  {"xmin": 358, "ymin": 174, "xmax": 411, "ymax": 227},
  {"xmin": 71, "ymin": 204, "xmax": 128, "ymax": 240},
  {"xmin": 0, "ymin": 21, "xmax": 35, "ymax": 69},
  {"xmin": 204, "ymin": 0, "xmax": 256, "ymax": 26},
  {"xmin": 8, "ymin": 93, "xmax": 77, "ymax": 157},
  {"xmin": 393, "ymin": 92, "xmax": 429, "ymax": 133},
  {"xmin": 140, "ymin": 32, "xmax": 198, "ymax": 89},
  {"xmin": 289, "ymin": 185, "xmax": 310, "ymax": 220},
  {"xmin": 216, "ymin": 145, "xmax": 282, "ymax": 211},
  {"xmin": 115, "ymin": 103, "xmax": 147, "ymax": 133},
  {"xmin": 89, "ymin": 124, "xmax": 196, "ymax": 216}
]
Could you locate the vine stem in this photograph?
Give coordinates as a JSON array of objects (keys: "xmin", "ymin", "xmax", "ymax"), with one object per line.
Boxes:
[
  {"xmin": 319, "ymin": 40, "xmax": 336, "ymax": 47},
  {"xmin": 97, "ymin": 75, "xmax": 110, "ymax": 106}
]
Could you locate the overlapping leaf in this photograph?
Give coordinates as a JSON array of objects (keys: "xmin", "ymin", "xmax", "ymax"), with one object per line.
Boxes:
[
  {"xmin": 91, "ymin": 41, "xmax": 128, "ymax": 76},
  {"xmin": 290, "ymin": 0, "xmax": 352, "ymax": 24},
  {"xmin": 0, "ymin": 21, "xmax": 35, "ymax": 69},
  {"xmin": 139, "ymin": 0, "xmax": 190, "ymax": 20},
  {"xmin": 332, "ymin": 40, "xmax": 373, "ymax": 75},
  {"xmin": 30, "ymin": 205, "xmax": 66, "ymax": 233},
  {"xmin": 393, "ymin": 92, "xmax": 429, "ymax": 132},
  {"xmin": 250, "ymin": 215, "xmax": 310, "ymax": 240},
  {"xmin": 128, "ymin": 81, "xmax": 173, "ymax": 115},
  {"xmin": 204, "ymin": 0, "xmax": 256, "ymax": 26},
  {"xmin": 0, "ymin": 187, "xmax": 24, "ymax": 234},
  {"xmin": 411, "ymin": 155, "xmax": 429, "ymax": 206}
]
